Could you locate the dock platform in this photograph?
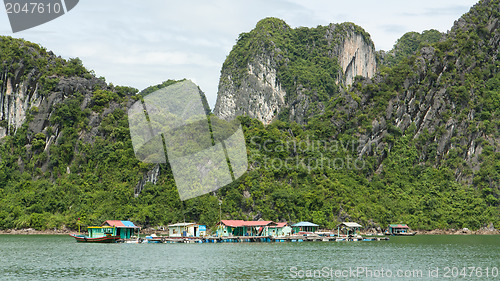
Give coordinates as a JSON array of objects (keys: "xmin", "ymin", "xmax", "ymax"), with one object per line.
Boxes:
[{"xmin": 130, "ymin": 235, "xmax": 389, "ymax": 243}]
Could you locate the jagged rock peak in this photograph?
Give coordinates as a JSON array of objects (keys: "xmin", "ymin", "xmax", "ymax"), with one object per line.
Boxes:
[{"xmin": 213, "ymin": 18, "xmax": 377, "ymax": 124}]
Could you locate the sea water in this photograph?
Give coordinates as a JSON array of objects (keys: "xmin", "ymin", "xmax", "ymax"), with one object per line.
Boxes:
[{"xmin": 0, "ymin": 235, "xmax": 498, "ymax": 280}]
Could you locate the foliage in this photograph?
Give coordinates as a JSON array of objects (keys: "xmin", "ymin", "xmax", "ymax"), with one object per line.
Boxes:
[
  {"xmin": 383, "ymin": 29, "xmax": 443, "ymax": 67},
  {"xmin": 0, "ymin": 1, "xmax": 499, "ymax": 232},
  {"xmin": 222, "ymin": 18, "xmax": 373, "ymax": 121},
  {"xmin": 139, "ymin": 79, "xmax": 183, "ymax": 97}
]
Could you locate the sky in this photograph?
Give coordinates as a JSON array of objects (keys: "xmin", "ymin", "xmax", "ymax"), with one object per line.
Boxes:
[{"xmin": 0, "ymin": 0, "xmax": 479, "ymax": 108}]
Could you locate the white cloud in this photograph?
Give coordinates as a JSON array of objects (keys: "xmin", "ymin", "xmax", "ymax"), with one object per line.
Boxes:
[{"xmin": 111, "ymin": 51, "xmax": 219, "ymax": 67}]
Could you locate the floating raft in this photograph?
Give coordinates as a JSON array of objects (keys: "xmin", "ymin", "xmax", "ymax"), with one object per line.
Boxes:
[{"xmin": 121, "ymin": 235, "xmax": 389, "ymax": 244}]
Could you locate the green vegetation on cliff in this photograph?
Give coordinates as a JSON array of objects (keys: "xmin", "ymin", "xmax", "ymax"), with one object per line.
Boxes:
[
  {"xmin": 381, "ymin": 29, "xmax": 443, "ymax": 67},
  {"xmin": 222, "ymin": 18, "xmax": 376, "ymax": 122},
  {"xmin": 0, "ymin": 0, "xmax": 499, "ymax": 232}
]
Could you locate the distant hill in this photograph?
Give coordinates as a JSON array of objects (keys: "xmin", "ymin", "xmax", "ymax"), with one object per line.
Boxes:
[
  {"xmin": 212, "ymin": 0, "xmax": 499, "ymax": 229},
  {"xmin": 379, "ymin": 29, "xmax": 444, "ymax": 67},
  {"xmin": 0, "ymin": 0, "xmax": 498, "ymax": 232}
]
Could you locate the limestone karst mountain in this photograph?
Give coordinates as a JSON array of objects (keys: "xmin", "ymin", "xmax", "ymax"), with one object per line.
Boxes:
[{"xmin": 0, "ymin": 0, "xmax": 498, "ymax": 231}]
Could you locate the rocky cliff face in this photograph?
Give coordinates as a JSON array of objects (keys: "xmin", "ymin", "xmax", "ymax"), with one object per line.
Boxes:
[
  {"xmin": 0, "ymin": 72, "xmax": 108, "ymax": 143},
  {"xmin": 215, "ymin": 0, "xmax": 500, "ymax": 187},
  {"xmin": 0, "ymin": 62, "xmax": 109, "ymax": 149},
  {"xmin": 329, "ymin": 0, "xmax": 500, "ymax": 185},
  {"xmin": 327, "ymin": 23, "xmax": 377, "ymax": 86},
  {"xmin": 134, "ymin": 164, "xmax": 160, "ymax": 197},
  {"xmin": 0, "ymin": 37, "xmax": 136, "ymax": 176},
  {"xmin": 214, "ymin": 19, "xmax": 377, "ymax": 124},
  {"xmin": 215, "ymin": 55, "xmax": 286, "ymax": 124},
  {"xmin": 0, "ymin": 75, "xmax": 40, "ymax": 138}
]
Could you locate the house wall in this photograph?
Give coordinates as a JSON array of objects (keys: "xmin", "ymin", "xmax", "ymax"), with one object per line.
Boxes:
[
  {"xmin": 88, "ymin": 227, "xmax": 116, "ymax": 238},
  {"xmin": 89, "ymin": 228, "xmax": 104, "ymax": 238},
  {"xmin": 169, "ymin": 225, "xmax": 198, "ymax": 237},
  {"xmin": 117, "ymin": 228, "xmax": 135, "ymax": 239},
  {"xmin": 269, "ymin": 226, "xmax": 292, "ymax": 237},
  {"xmin": 217, "ymin": 225, "xmax": 276, "ymax": 237},
  {"xmin": 187, "ymin": 226, "xmax": 196, "ymax": 237},
  {"xmin": 281, "ymin": 226, "xmax": 292, "ymax": 236},
  {"xmin": 198, "ymin": 225, "xmax": 207, "ymax": 237},
  {"xmin": 169, "ymin": 226, "xmax": 182, "ymax": 237},
  {"xmin": 217, "ymin": 226, "xmax": 232, "ymax": 237},
  {"xmin": 391, "ymin": 227, "xmax": 408, "ymax": 234},
  {"xmin": 269, "ymin": 227, "xmax": 278, "ymax": 237}
]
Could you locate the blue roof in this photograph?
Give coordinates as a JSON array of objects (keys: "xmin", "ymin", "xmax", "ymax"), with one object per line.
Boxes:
[
  {"xmin": 103, "ymin": 220, "xmax": 139, "ymax": 228},
  {"xmin": 121, "ymin": 221, "xmax": 137, "ymax": 227},
  {"xmin": 292, "ymin": 221, "xmax": 319, "ymax": 227}
]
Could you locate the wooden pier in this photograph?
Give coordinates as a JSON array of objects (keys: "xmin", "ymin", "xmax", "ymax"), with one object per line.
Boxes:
[{"xmin": 137, "ymin": 235, "xmax": 389, "ymax": 243}]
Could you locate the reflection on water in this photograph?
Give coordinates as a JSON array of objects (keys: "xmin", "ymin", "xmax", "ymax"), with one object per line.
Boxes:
[{"xmin": 0, "ymin": 235, "xmax": 498, "ymax": 280}]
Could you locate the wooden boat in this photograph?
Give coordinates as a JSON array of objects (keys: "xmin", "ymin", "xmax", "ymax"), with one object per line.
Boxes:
[
  {"xmin": 70, "ymin": 220, "xmax": 140, "ymax": 243},
  {"xmin": 69, "ymin": 234, "xmax": 121, "ymax": 243},
  {"xmin": 145, "ymin": 234, "xmax": 165, "ymax": 243},
  {"xmin": 389, "ymin": 232, "xmax": 416, "ymax": 236}
]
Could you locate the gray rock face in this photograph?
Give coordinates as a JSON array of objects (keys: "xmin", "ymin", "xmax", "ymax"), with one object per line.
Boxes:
[
  {"xmin": 0, "ymin": 45, "xmax": 209, "ymax": 195},
  {"xmin": 351, "ymin": 23, "xmax": 500, "ymax": 183},
  {"xmin": 134, "ymin": 164, "xmax": 160, "ymax": 197},
  {"xmin": 0, "ymin": 73, "xmax": 106, "ymax": 139},
  {"xmin": 215, "ymin": 55, "xmax": 286, "ymax": 124},
  {"xmin": 0, "ymin": 54, "xmax": 120, "ymax": 177},
  {"xmin": 213, "ymin": 21, "xmax": 377, "ymax": 124},
  {"xmin": 0, "ymin": 70, "xmax": 42, "ymax": 138},
  {"xmin": 327, "ymin": 23, "xmax": 377, "ymax": 86}
]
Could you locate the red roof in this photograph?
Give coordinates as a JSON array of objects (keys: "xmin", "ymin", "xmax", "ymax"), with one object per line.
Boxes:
[
  {"xmin": 275, "ymin": 222, "xmax": 289, "ymax": 228},
  {"xmin": 219, "ymin": 220, "xmax": 276, "ymax": 227},
  {"xmin": 102, "ymin": 220, "xmax": 139, "ymax": 228}
]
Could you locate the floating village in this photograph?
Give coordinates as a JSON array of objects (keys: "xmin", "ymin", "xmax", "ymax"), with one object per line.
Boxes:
[{"xmin": 69, "ymin": 220, "xmax": 416, "ymax": 243}]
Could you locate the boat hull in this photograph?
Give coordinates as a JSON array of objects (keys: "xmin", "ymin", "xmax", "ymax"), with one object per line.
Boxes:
[
  {"xmin": 144, "ymin": 237, "xmax": 163, "ymax": 243},
  {"xmin": 70, "ymin": 234, "xmax": 121, "ymax": 243}
]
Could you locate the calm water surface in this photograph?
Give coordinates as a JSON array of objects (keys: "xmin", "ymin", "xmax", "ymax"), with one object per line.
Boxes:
[{"xmin": 0, "ymin": 235, "xmax": 499, "ymax": 280}]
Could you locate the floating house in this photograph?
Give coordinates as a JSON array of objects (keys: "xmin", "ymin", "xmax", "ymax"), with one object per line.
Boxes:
[
  {"xmin": 87, "ymin": 220, "xmax": 140, "ymax": 239},
  {"xmin": 269, "ymin": 222, "xmax": 292, "ymax": 237},
  {"xmin": 216, "ymin": 220, "xmax": 277, "ymax": 237},
  {"xmin": 386, "ymin": 224, "xmax": 416, "ymax": 235},
  {"xmin": 292, "ymin": 222, "xmax": 319, "ymax": 233},
  {"xmin": 168, "ymin": 222, "xmax": 205, "ymax": 237},
  {"xmin": 337, "ymin": 222, "xmax": 362, "ymax": 237}
]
